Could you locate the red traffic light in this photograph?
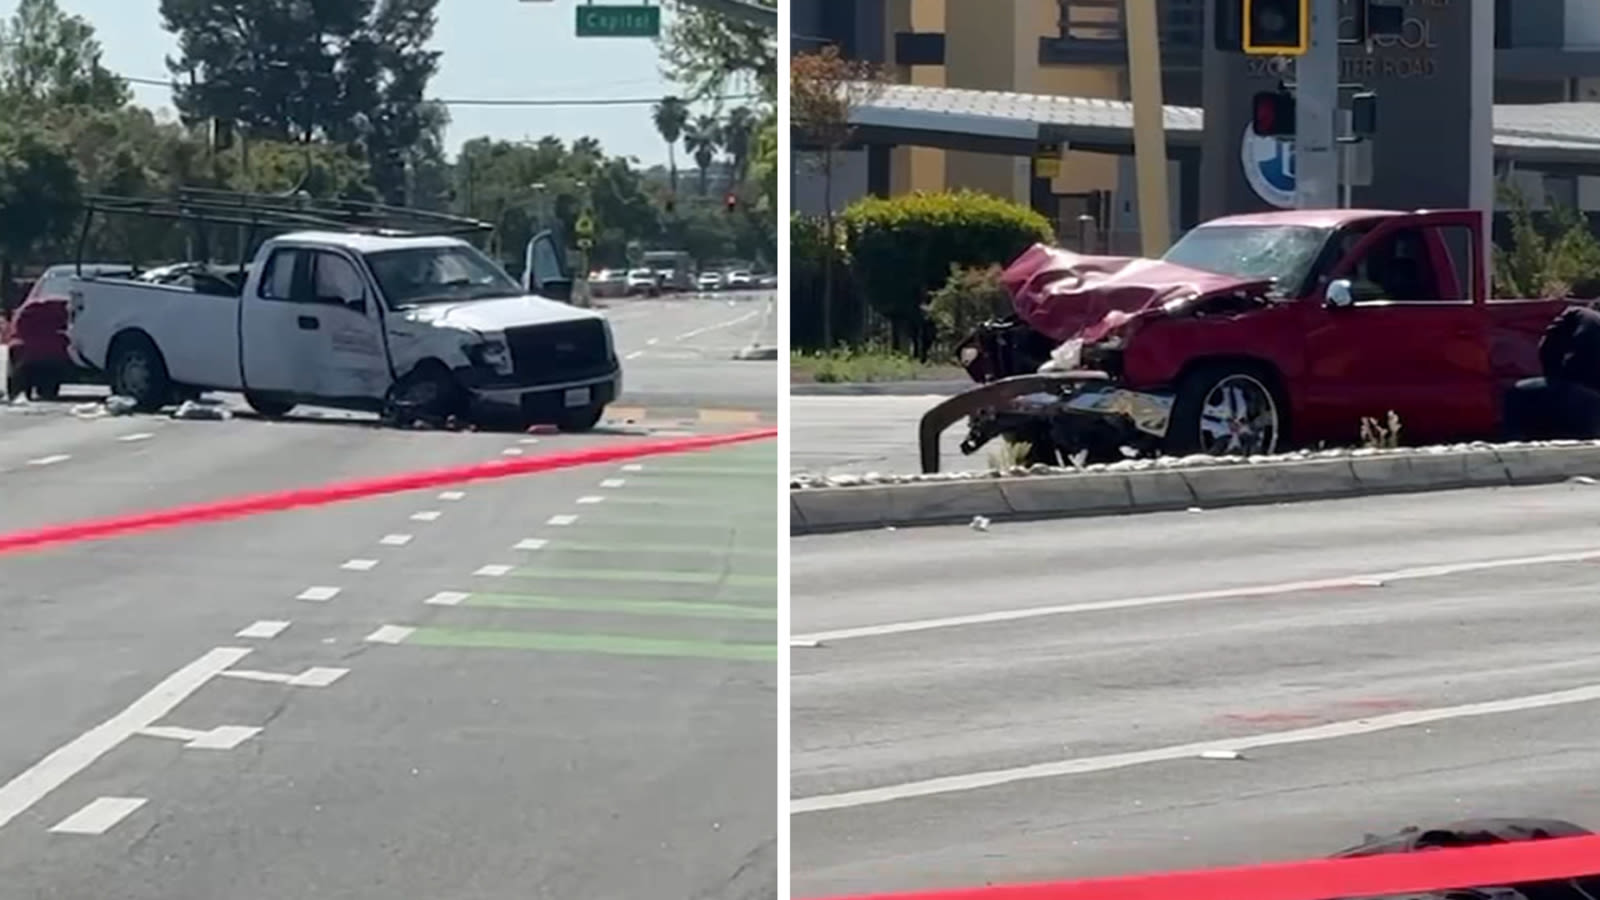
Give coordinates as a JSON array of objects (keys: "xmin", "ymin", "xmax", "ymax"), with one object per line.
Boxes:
[
  {"xmin": 724, "ymin": 192, "xmax": 737, "ymax": 212},
  {"xmin": 1251, "ymin": 90, "xmax": 1295, "ymax": 138}
]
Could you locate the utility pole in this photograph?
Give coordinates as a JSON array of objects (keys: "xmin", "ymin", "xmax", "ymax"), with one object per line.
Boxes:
[{"xmin": 1293, "ymin": 0, "xmax": 1339, "ymax": 209}]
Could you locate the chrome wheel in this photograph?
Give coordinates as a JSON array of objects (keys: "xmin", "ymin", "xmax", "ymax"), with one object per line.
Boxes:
[
  {"xmin": 1197, "ymin": 373, "xmax": 1280, "ymax": 456},
  {"xmin": 116, "ymin": 352, "xmax": 153, "ymax": 400}
]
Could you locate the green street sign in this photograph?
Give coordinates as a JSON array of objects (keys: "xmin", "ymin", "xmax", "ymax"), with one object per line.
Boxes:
[{"xmin": 575, "ymin": 4, "xmax": 661, "ymax": 38}]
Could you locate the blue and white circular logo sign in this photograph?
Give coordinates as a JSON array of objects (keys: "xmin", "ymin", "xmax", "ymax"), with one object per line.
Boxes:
[{"xmin": 1241, "ymin": 125, "xmax": 1295, "ymax": 209}]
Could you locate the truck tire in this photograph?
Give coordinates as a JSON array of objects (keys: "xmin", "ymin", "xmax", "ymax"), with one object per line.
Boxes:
[
  {"xmin": 1163, "ymin": 362, "xmax": 1286, "ymax": 458},
  {"xmin": 30, "ymin": 370, "xmax": 61, "ymax": 401},
  {"xmin": 556, "ymin": 404, "xmax": 605, "ymax": 433},
  {"xmin": 245, "ymin": 392, "xmax": 295, "ymax": 418},
  {"xmin": 383, "ymin": 362, "xmax": 463, "ymax": 427},
  {"xmin": 107, "ymin": 333, "xmax": 172, "ymax": 413}
]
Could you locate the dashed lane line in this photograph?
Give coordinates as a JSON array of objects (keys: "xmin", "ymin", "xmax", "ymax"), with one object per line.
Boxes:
[
  {"xmin": 340, "ymin": 559, "xmax": 379, "ymax": 572},
  {"xmin": 49, "ymin": 797, "xmax": 147, "ymax": 835},
  {"xmin": 236, "ymin": 620, "xmax": 291, "ymax": 639},
  {"xmin": 296, "ymin": 586, "xmax": 341, "ymax": 603}
]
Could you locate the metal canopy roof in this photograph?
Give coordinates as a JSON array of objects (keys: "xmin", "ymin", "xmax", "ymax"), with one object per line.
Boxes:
[{"xmin": 827, "ymin": 82, "xmax": 1600, "ymax": 165}]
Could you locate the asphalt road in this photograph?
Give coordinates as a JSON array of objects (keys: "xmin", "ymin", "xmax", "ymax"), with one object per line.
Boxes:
[
  {"xmin": 606, "ymin": 292, "xmax": 778, "ymax": 416},
  {"xmin": 0, "ymin": 301, "xmax": 777, "ymax": 899},
  {"xmin": 791, "ymin": 395, "xmax": 964, "ymax": 478},
  {"xmin": 792, "ymin": 482, "xmax": 1600, "ymax": 897}
]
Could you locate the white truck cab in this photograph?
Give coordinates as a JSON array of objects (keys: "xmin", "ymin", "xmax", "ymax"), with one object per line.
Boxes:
[{"xmin": 67, "ymin": 226, "xmax": 620, "ymax": 430}]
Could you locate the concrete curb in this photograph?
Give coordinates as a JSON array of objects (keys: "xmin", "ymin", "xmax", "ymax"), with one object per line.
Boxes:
[
  {"xmin": 789, "ymin": 444, "xmax": 1600, "ymax": 535},
  {"xmin": 789, "ymin": 380, "xmax": 971, "ymax": 397}
]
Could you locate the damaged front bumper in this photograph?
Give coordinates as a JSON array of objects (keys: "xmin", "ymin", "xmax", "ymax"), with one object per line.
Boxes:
[{"xmin": 917, "ymin": 371, "xmax": 1175, "ymax": 474}]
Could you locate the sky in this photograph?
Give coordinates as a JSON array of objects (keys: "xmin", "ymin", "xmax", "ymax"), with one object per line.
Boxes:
[{"xmin": 4, "ymin": 0, "xmax": 713, "ymax": 166}]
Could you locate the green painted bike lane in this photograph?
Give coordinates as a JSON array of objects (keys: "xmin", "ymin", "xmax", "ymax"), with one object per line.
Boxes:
[{"xmin": 381, "ymin": 442, "xmax": 778, "ymax": 663}]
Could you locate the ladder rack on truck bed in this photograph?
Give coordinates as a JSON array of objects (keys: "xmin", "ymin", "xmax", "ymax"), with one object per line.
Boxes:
[{"xmin": 73, "ymin": 189, "xmax": 496, "ymax": 275}]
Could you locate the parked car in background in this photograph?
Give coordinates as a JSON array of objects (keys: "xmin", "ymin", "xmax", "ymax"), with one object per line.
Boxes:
[
  {"xmin": 757, "ymin": 273, "xmax": 778, "ymax": 289},
  {"xmin": 3, "ymin": 263, "xmax": 131, "ymax": 400},
  {"xmin": 726, "ymin": 270, "xmax": 754, "ymax": 290},
  {"xmin": 625, "ymin": 268, "xmax": 661, "ymax": 297},
  {"xmin": 589, "ymin": 269, "xmax": 629, "ymax": 299},
  {"xmin": 697, "ymin": 271, "xmax": 725, "ymax": 293}
]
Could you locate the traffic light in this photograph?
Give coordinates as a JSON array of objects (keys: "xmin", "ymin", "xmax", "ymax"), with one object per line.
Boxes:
[
  {"xmin": 1251, "ymin": 90, "xmax": 1296, "ymax": 138},
  {"xmin": 1242, "ymin": 0, "xmax": 1308, "ymax": 55},
  {"xmin": 1350, "ymin": 92, "xmax": 1378, "ymax": 138},
  {"xmin": 724, "ymin": 192, "xmax": 737, "ymax": 214},
  {"xmin": 664, "ymin": 195, "xmax": 676, "ymax": 215}
]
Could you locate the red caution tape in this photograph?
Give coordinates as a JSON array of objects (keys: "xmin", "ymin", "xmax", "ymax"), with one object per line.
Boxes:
[
  {"xmin": 0, "ymin": 428, "xmax": 775, "ymax": 556},
  {"xmin": 807, "ymin": 835, "xmax": 1600, "ymax": 900}
]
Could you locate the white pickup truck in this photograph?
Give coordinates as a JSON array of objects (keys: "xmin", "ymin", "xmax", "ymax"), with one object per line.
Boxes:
[{"xmin": 66, "ymin": 229, "xmax": 621, "ymax": 430}]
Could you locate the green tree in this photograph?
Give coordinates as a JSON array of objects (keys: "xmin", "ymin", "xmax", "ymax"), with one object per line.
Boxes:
[
  {"xmin": 0, "ymin": 0, "xmax": 129, "ymax": 112},
  {"xmin": 159, "ymin": 0, "xmax": 447, "ymax": 205},
  {"xmin": 651, "ymin": 95, "xmax": 689, "ymax": 198},
  {"xmin": 683, "ymin": 113, "xmax": 722, "ymax": 196},
  {"xmin": 0, "ymin": 123, "xmax": 80, "ymax": 303},
  {"xmin": 659, "ymin": 0, "xmax": 776, "ymax": 104},
  {"xmin": 751, "ymin": 113, "xmax": 776, "ymax": 212}
]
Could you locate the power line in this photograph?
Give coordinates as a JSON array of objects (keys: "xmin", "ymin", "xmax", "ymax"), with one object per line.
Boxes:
[{"xmin": 121, "ymin": 75, "xmax": 759, "ymax": 108}]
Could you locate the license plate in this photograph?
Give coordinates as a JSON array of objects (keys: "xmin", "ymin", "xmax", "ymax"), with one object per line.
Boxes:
[{"xmin": 563, "ymin": 387, "xmax": 591, "ymax": 408}]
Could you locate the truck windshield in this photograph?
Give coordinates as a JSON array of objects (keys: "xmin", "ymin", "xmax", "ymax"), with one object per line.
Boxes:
[
  {"xmin": 1162, "ymin": 224, "xmax": 1330, "ymax": 296},
  {"xmin": 365, "ymin": 245, "xmax": 524, "ymax": 309}
]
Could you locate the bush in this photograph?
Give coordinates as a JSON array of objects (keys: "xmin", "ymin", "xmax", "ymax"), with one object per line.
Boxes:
[
  {"xmin": 789, "ymin": 212, "xmax": 868, "ymax": 350},
  {"xmin": 841, "ymin": 190, "xmax": 1052, "ymax": 350},
  {"xmin": 1494, "ymin": 183, "xmax": 1600, "ymax": 299},
  {"xmin": 924, "ymin": 264, "xmax": 1011, "ymax": 354}
]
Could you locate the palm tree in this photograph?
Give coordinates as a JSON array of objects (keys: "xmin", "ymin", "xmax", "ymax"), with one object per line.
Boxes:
[
  {"xmin": 651, "ymin": 96, "xmax": 689, "ymax": 197},
  {"xmin": 721, "ymin": 105, "xmax": 755, "ymax": 189},
  {"xmin": 683, "ymin": 113, "xmax": 722, "ymax": 196}
]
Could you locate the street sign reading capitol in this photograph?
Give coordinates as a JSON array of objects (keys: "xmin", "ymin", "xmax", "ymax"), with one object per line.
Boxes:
[{"xmin": 1202, "ymin": 0, "xmax": 1478, "ymax": 217}]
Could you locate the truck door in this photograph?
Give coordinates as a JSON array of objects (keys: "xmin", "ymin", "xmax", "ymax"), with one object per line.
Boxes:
[
  {"xmin": 308, "ymin": 250, "xmax": 391, "ymax": 401},
  {"xmin": 1299, "ymin": 210, "xmax": 1493, "ymax": 445},
  {"xmin": 524, "ymin": 231, "xmax": 574, "ymax": 302},
  {"xmin": 240, "ymin": 247, "xmax": 319, "ymax": 395}
]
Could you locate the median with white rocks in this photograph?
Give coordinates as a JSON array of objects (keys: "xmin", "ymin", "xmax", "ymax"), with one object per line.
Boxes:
[{"xmin": 789, "ymin": 440, "xmax": 1600, "ymax": 535}]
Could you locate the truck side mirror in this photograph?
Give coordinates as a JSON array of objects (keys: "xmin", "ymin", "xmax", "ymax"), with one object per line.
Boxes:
[{"xmin": 1326, "ymin": 279, "xmax": 1356, "ymax": 309}]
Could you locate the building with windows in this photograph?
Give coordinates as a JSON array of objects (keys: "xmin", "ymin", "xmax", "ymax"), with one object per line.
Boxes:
[{"xmin": 791, "ymin": 0, "xmax": 1600, "ymax": 244}]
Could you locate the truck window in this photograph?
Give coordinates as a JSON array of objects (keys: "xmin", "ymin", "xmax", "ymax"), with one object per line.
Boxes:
[
  {"xmin": 258, "ymin": 249, "xmax": 305, "ymax": 302},
  {"xmin": 1345, "ymin": 227, "xmax": 1456, "ymax": 303},
  {"xmin": 364, "ymin": 245, "xmax": 523, "ymax": 309},
  {"xmin": 313, "ymin": 252, "xmax": 366, "ymax": 306}
]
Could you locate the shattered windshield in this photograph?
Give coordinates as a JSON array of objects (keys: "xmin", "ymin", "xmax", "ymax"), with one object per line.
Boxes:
[
  {"xmin": 365, "ymin": 245, "xmax": 525, "ymax": 309},
  {"xmin": 1161, "ymin": 224, "xmax": 1331, "ymax": 296}
]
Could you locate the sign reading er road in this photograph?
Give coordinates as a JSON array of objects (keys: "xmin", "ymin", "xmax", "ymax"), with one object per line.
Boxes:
[{"xmin": 575, "ymin": 4, "xmax": 661, "ymax": 38}]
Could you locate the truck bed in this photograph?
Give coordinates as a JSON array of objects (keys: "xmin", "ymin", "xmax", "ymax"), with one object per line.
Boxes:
[{"xmin": 68, "ymin": 277, "xmax": 242, "ymax": 390}]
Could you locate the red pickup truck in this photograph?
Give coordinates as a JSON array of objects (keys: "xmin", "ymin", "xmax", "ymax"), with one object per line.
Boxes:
[{"xmin": 921, "ymin": 208, "xmax": 1571, "ymax": 472}]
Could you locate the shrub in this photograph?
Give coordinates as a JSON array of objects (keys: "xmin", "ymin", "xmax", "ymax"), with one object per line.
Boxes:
[
  {"xmin": 924, "ymin": 264, "xmax": 1012, "ymax": 355},
  {"xmin": 841, "ymin": 190, "xmax": 1052, "ymax": 348},
  {"xmin": 789, "ymin": 213, "xmax": 867, "ymax": 350},
  {"xmin": 1494, "ymin": 183, "xmax": 1600, "ymax": 299}
]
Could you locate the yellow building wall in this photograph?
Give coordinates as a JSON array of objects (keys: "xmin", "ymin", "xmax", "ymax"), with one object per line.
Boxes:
[{"xmin": 886, "ymin": 0, "xmax": 946, "ymax": 196}]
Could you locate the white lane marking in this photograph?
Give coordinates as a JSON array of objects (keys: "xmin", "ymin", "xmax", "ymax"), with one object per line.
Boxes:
[
  {"xmin": 236, "ymin": 620, "xmax": 291, "ymax": 639},
  {"xmin": 439, "ymin": 491, "xmax": 466, "ymax": 501},
  {"xmin": 475, "ymin": 564, "xmax": 513, "ymax": 577},
  {"xmin": 795, "ymin": 547, "xmax": 1600, "ymax": 643},
  {"xmin": 600, "ymin": 478, "xmax": 627, "ymax": 488},
  {"xmin": 519, "ymin": 438, "xmax": 540, "ymax": 445},
  {"xmin": 548, "ymin": 514, "xmax": 578, "ymax": 526},
  {"xmin": 622, "ymin": 464, "xmax": 644, "ymax": 472},
  {"xmin": 655, "ymin": 430, "xmax": 696, "ymax": 437},
  {"xmin": 26, "ymin": 454, "xmax": 70, "ymax": 466},
  {"xmin": 221, "ymin": 666, "xmax": 348, "ymax": 688},
  {"xmin": 425, "ymin": 591, "xmax": 469, "ymax": 606},
  {"xmin": 365, "ymin": 625, "xmax": 415, "ymax": 645},
  {"xmin": 296, "ymin": 586, "xmax": 341, "ymax": 603},
  {"xmin": 49, "ymin": 797, "xmax": 147, "ymax": 835},
  {"xmin": 646, "ymin": 338, "xmax": 660, "ymax": 346},
  {"xmin": 185, "ymin": 725, "xmax": 261, "ymax": 750},
  {"xmin": 576, "ymin": 496, "xmax": 605, "ymax": 505},
  {"xmin": 341, "ymin": 559, "xmax": 378, "ymax": 572},
  {"xmin": 379, "ymin": 534, "xmax": 413, "ymax": 546},
  {"xmin": 791, "ymin": 680, "xmax": 1600, "ymax": 815},
  {"xmin": 141, "ymin": 725, "xmax": 261, "ymax": 750},
  {"xmin": 502, "ymin": 447, "xmax": 525, "ymax": 456},
  {"xmin": 411, "ymin": 510, "xmax": 442, "ymax": 522},
  {"xmin": 117, "ymin": 433, "xmax": 154, "ymax": 443},
  {"xmin": 514, "ymin": 539, "xmax": 548, "ymax": 551},
  {"xmin": 674, "ymin": 308, "xmax": 761, "ymax": 342},
  {"xmin": 625, "ymin": 350, "xmax": 646, "ymax": 360},
  {"xmin": 0, "ymin": 647, "xmax": 250, "ymax": 831}
]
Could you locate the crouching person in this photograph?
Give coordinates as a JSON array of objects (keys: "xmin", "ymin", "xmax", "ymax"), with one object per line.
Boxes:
[{"xmin": 1504, "ymin": 305, "xmax": 1600, "ymax": 440}]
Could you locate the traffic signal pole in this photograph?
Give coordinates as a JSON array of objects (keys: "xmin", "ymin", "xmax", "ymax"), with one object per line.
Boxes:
[{"xmin": 1292, "ymin": 0, "xmax": 1339, "ymax": 209}]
